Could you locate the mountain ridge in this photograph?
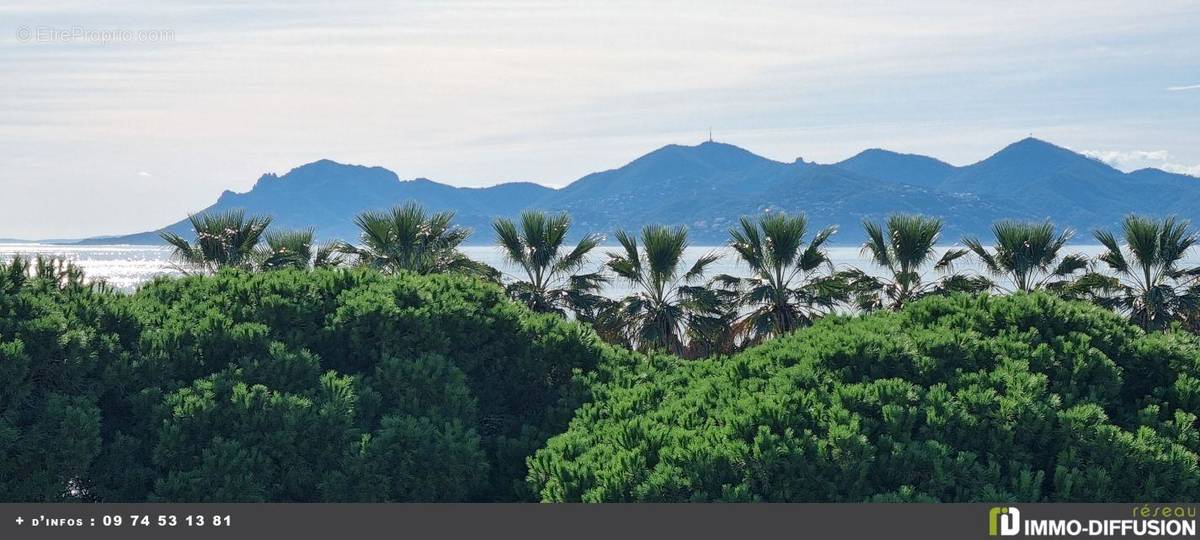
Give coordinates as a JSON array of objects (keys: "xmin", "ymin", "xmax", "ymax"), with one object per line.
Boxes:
[{"xmin": 75, "ymin": 138, "xmax": 1200, "ymax": 246}]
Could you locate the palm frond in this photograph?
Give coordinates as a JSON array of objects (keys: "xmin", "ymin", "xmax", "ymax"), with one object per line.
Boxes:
[
  {"xmin": 1052, "ymin": 253, "xmax": 1089, "ymax": 277},
  {"xmin": 553, "ymin": 233, "xmax": 601, "ymax": 276},
  {"xmin": 861, "ymin": 219, "xmax": 894, "ymax": 270},
  {"xmin": 684, "ymin": 251, "xmax": 721, "ymax": 284},
  {"xmin": 933, "ymin": 248, "xmax": 969, "ymax": 272},
  {"xmin": 1093, "ymin": 229, "xmax": 1129, "ymax": 274}
]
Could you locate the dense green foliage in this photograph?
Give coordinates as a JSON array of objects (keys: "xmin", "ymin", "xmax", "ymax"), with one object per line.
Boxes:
[
  {"xmin": 6, "ymin": 204, "xmax": 1200, "ymax": 503},
  {"xmin": 529, "ymin": 293, "xmax": 1200, "ymax": 502},
  {"xmin": 1, "ymin": 262, "xmax": 616, "ymax": 502},
  {"xmin": 0, "ymin": 260, "xmax": 113, "ymax": 501}
]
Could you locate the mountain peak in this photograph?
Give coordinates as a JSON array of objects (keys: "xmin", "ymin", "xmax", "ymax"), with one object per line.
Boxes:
[
  {"xmin": 835, "ymin": 147, "xmax": 958, "ymax": 188},
  {"xmin": 1015, "ymin": 136, "xmax": 1052, "ymax": 145},
  {"xmin": 694, "ymin": 140, "xmax": 760, "ymax": 155},
  {"xmin": 990, "ymin": 137, "xmax": 1070, "ymax": 159},
  {"xmin": 840, "ymin": 147, "xmax": 957, "ymax": 165},
  {"xmin": 939, "ymin": 136, "xmax": 1135, "ymax": 212},
  {"xmin": 852, "ymin": 148, "xmax": 898, "ymax": 158},
  {"xmin": 239, "ymin": 158, "xmax": 402, "ymax": 195},
  {"xmin": 286, "ymin": 158, "xmax": 375, "ymax": 175},
  {"xmin": 630, "ymin": 140, "xmax": 776, "ymax": 170},
  {"xmin": 965, "ymin": 137, "xmax": 1104, "ymax": 175}
]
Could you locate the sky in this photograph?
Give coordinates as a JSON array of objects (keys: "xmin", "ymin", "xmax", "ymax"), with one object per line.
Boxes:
[{"xmin": 2, "ymin": 1, "xmax": 1198, "ymax": 239}]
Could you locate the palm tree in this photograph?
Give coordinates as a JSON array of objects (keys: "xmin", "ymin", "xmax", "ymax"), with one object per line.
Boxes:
[
  {"xmin": 1081, "ymin": 215, "xmax": 1200, "ymax": 331},
  {"xmin": 257, "ymin": 228, "xmax": 345, "ymax": 270},
  {"xmin": 962, "ymin": 220, "xmax": 1087, "ymax": 292},
  {"xmin": 851, "ymin": 214, "xmax": 985, "ymax": 310},
  {"xmin": 341, "ymin": 202, "xmax": 494, "ymax": 278},
  {"xmin": 718, "ymin": 213, "xmax": 846, "ymax": 345},
  {"xmin": 603, "ymin": 225, "xmax": 721, "ymax": 356},
  {"xmin": 161, "ymin": 210, "xmax": 272, "ymax": 273},
  {"xmin": 492, "ymin": 211, "xmax": 607, "ymax": 317}
]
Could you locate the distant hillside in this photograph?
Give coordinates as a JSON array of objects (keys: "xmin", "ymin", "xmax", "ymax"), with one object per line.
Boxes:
[
  {"xmin": 538, "ymin": 142, "xmax": 1023, "ymax": 242},
  {"xmin": 80, "ymin": 159, "xmax": 554, "ymax": 245},
  {"xmin": 83, "ymin": 138, "xmax": 1200, "ymax": 246}
]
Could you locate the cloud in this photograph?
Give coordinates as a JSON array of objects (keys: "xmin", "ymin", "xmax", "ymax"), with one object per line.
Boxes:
[
  {"xmin": 137, "ymin": 171, "xmax": 152, "ymax": 177},
  {"xmin": 1161, "ymin": 163, "xmax": 1200, "ymax": 177},
  {"xmin": 1081, "ymin": 149, "xmax": 1200, "ymax": 177},
  {"xmin": 4, "ymin": 0, "xmax": 1200, "ymax": 238},
  {"xmin": 1081, "ymin": 149, "xmax": 1168, "ymax": 164},
  {"xmin": 1167, "ymin": 84, "xmax": 1200, "ymax": 91}
]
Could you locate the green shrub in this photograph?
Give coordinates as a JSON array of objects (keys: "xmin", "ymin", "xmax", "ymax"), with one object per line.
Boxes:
[
  {"xmin": 528, "ymin": 293, "xmax": 1200, "ymax": 502},
  {"xmin": 0, "ymin": 266, "xmax": 128, "ymax": 501},
  {"xmin": 1, "ymin": 266, "xmax": 610, "ymax": 501},
  {"xmin": 6, "ymin": 259, "xmax": 1200, "ymax": 503}
]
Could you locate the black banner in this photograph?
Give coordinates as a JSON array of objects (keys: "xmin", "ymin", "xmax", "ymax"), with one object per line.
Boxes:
[{"xmin": 1, "ymin": 503, "xmax": 1196, "ymax": 540}]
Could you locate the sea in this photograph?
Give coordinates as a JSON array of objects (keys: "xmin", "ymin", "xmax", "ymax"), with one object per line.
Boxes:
[{"xmin": 0, "ymin": 243, "xmax": 1192, "ymax": 297}]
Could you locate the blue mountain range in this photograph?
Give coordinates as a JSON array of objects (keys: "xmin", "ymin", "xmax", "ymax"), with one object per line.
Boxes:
[{"xmin": 82, "ymin": 137, "xmax": 1200, "ymax": 245}]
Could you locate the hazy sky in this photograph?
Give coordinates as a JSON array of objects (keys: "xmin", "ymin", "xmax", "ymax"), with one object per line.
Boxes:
[{"xmin": 2, "ymin": 1, "xmax": 1198, "ymax": 239}]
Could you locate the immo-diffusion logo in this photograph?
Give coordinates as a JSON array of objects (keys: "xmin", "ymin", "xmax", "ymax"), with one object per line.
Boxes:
[
  {"xmin": 988, "ymin": 506, "xmax": 1197, "ymax": 537},
  {"xmin": 990, "ymin": 507, "xmax": 1021, "ymax": 536}
]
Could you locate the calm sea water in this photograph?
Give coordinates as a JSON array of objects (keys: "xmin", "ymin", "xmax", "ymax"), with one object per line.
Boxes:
[
  {"xmin": 0, "ymin": 244, "xmax": 178, "ymax": 291},
  {"xmin": 1, "ymin": 243, "xmax": 1194, "ymax": 296}
]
